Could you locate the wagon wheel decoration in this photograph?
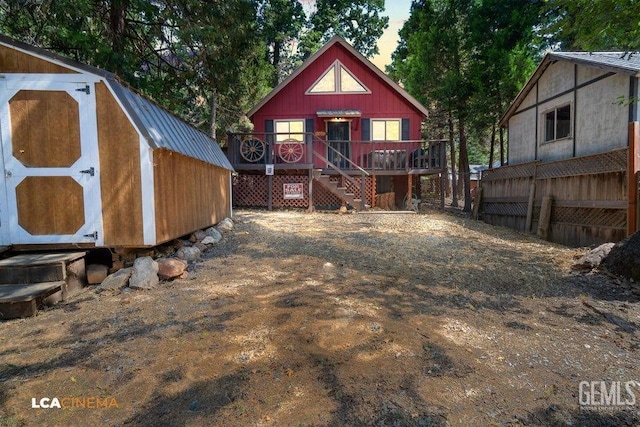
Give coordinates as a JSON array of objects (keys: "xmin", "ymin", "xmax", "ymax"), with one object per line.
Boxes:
[
  {"xmin": 239, "ymin": 137, "xmax": 266, "ymax": 163},
  {"xmin": 277, "ymin": 138, "xmax": 304, "ymax": 163}
]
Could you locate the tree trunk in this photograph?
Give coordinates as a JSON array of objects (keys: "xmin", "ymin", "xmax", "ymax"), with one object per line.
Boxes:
[
  {"xmin": 273, "ymin": 39, "xmax": 281, "ymax": 86},
  {"xmin": 210, "ymin": 88, "xmax": 217, "ymax": 140},
  {"xmin": 458, "ymin": 115, "xmax": 472, "ymax": 212},
  {"xmin": 448, "ymin": 112, "xmax": 458, "ymax": 207},
  {"xmin": 109, "ymin": 0, "xmax": 128, "ymax": 75}
]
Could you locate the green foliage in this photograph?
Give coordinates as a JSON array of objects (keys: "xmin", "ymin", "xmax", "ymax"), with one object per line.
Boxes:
[
  {"xmin": 542, "ymin": 0, "xmax": 640, "ymax": 51},
  {"xmin": 299, "ymin": 0, "xmax": 389, "ymax": 58}
]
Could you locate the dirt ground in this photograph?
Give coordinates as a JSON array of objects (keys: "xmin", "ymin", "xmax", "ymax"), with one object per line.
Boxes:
[{"xmin": 2, "ymin": 209, "xmax": 640, "ymax": 426}]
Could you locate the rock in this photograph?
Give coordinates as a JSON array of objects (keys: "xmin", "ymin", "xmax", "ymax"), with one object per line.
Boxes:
[
  {"xmin": 188, "ymin": 234, "xmax": 197, "ymax": 243},
  {"xmin": 216, "ymin": 218, "xmax": 234, "ymax": 233},
  {"xmin": 194, "ymin": 242, "xmax": 207, "ymax": 252},
  {"xmin": 573, "ymin": 243, "xmax": 615, "ymax": 269},
  {"xmin": 175, "ymin": 246, "xmax": 201, "ymax": 262},
  {"xmin": 603, "ymin": 233, "xmax": 640, "ymax": 280},
  {"xmin": 157, "ymin": 258, "xmax": 187, "ymax": 280},
  {"xmin": 194, "ymin": 230, "xmax": 207, "ymax": 241},
  {"xmin": 87, "ymin": 264, "xmax": 109, "ymax": 284},
  {"xmin": 129, "ymin": 257, "xmax": 159, "ymax": 290},
  {"xmin": 204, "ymin": 227, "xmax": 223, "ymax": 243},
  {"xmin": 338, "ymin": 206, "xmax": 348, "ymax": 214},
  {"xmin": 201, "ymin": 236, "xmax": 218, "ymax": 245},
  {"xmin": 97, "ymin": 268, "xmax": 132, "ymax": 293}
]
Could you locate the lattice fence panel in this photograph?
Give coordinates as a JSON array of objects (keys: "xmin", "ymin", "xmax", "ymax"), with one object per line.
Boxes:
[
  {"xmin": 482, "ymin": 162, "xmax": 537, "ymax": 181},
  {"xmin": 272, "ymin": 175, "xmax": 309, "ymax": 208},
  {"xmin": 536, "ymin": 148, "xmax": 628, "ymax": 179},
  {"xmin": 482, "ymin": 202, "xmax": 528, "ymax": 217},
  {"xmin": 233, "ymin": 175, "xmax": 268, "ymax": 207},
  {"xmin": 313, "ymin": 184, "xmax": 342, "ymax": 208},
  {"xmin": 551, "ymin": 207, "xmax": 627, "ymax": 228}
]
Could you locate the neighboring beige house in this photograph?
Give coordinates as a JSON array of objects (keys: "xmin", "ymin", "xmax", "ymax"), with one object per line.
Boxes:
[
  {"xmin": 501, "ymin": 51, "xmax": 639, "ymax": 165},
  {"xmin": 480, "ymin": 52, "xmax": 640, "ymax": 247}
]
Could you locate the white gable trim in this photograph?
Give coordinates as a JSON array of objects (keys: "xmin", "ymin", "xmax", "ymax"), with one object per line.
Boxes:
[{"xmin": 305, "ymin": 59, "xmax": 371, "ymax": 95}]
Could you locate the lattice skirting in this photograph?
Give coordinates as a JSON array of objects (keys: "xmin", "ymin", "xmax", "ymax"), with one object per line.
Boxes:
[{"xmin": 233, "ymin": 174, "xmax": 375, "ymax": 209}]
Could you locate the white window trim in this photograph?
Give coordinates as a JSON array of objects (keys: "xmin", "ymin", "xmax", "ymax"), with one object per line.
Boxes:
[
  {"xmin": 541, "ymin": 102, "xmax": 572, "ymax": 144},
  {"xmin": 274, "ymin": 119, "xmax": 306, "ymax": 143},
  {"xmin": 371, "ymin": 118, "xmax": 402, "ymax": 141},
  {"xmin": 305, "ymin": 59, "xmax": 371, "ymax": 95}
]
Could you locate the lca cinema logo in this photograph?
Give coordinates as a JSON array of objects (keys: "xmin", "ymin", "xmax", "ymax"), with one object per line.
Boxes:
[
  {"xmin": 31, "ymin": 396, "xmax": 119, "ymax": 409},
  {"xmin": 579, "ymin": 381, "xmax": 639, "ymax": 409}
]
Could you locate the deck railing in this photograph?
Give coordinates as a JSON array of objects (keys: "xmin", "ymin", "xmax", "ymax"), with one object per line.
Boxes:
[{"xmin": 227, "ymin": 132, "xmax": 446, "ymax": 173}]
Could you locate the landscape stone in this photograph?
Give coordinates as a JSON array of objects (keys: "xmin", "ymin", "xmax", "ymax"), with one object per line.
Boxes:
[
  {"xmin": 97, "ymin": 268, "xmax": 132, "ymax": 293},
  {"xmin": 201, "ymin": 236, "xmax": 217, "ymax": 245},
  {"xmin": 176, "ymin": 246, "xmax": 201, "ymax": 262},
  {"xmin": 194, "ymin": 242, "xmax": 207, "ymax": 252},
  {"xmin": 129, "ymin": 257, "xmax": 159, "ymax": 290},
  {"xmin": 157, "ymin": 258, "xmax": 187, "ymax": 280},
  {"xmin": 573, "ymin": 243, "xmax": 615, "ymax": 269},
  {"xmin": 194, "ymin": 230, "xmax": 207, "ymax": 241},
  {"xmin": 205, "ymin": 227, "xmax": 223, "ymax": 243},
  {"xmin": 87, "ymin": 264, "xmax": 109, "ymax": 284},
  {"xmin": 216, "ymin": 218, "xmax": 234, "ymax": 233}
]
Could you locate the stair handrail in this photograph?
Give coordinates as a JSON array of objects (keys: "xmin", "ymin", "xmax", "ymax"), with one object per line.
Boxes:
[
  {"xmin": 311, "ymin": 135, "xmax": 368, "ymax": 210},
  {"xmin": 312, "ymin": 134, "xmax": 370, "ymax": 177}
]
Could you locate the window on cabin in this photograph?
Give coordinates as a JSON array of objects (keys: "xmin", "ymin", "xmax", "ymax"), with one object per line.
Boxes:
[
  {"xmin": 371, "ymin": 119, "xmax": 401, "ymax": 141},
  {"xmin": 307, "ymin": 60, "xmax": 369, "ymax": 94},
  {"xmin": 544, "ymin": 104, "xmax": 571, "ymax": 142},
  {"xmin": 275, "ymin": 120, "xmax": 305, "ymax": 142}
]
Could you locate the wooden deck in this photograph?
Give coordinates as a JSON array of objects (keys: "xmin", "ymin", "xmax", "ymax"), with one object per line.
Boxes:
[{"xmin": 227, "ymin": 132, "xmax": 447, "ymax": 176}]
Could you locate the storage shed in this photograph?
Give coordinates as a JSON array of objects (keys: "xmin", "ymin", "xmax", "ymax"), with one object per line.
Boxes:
[{"xmin": 0, "ymin": 35, "xmax": 233, "ymax": 249}]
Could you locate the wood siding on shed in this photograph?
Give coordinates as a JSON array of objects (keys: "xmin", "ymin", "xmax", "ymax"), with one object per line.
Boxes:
[
  {"xmin": 95, "ymin": 82, "xmax": 144, "ymax": 246},
  {"xmin": 0, "ymin": 45, "xmax": 78, "ymax": 74},
  {"xmin": 153, "ymin": 149, "xmax": 231, "ymax": 244}
]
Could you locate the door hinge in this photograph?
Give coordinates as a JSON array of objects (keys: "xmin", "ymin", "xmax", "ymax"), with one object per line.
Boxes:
[
  {"xmin": 80, "ymin": 167, "xmax": 95, "ymax": 176},
  {"xmin": 76, "ymin": 85, "xmax": 90, "ymax": 94},
  {"xmin": 83, "ymin": 231, "xmax": 98, "ymax": 240}
]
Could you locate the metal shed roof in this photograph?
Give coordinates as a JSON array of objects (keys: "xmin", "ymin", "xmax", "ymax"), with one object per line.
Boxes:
[{"xmin": 0, "ymin": 34, "xmax": 233, "ymax": 171}]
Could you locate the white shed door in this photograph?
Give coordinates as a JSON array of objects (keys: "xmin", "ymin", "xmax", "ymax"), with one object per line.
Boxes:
[{"xmin": 0, "ymin": 79, "xmax": 103, "ymax": 246}]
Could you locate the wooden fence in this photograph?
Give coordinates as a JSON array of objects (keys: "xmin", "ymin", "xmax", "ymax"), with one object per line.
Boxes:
[{"xmin": 478, "ymin": 148, "xmax": 631, "ymax": 247}]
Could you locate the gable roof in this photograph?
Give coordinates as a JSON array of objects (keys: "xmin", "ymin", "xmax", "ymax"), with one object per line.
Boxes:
[
  {"xmin": 248, "ymin": 36, "xmax": 428, "ymax": 117},
  {"xmin": 500, "ymin": 51, "xmax": 640, "ymax": 127},
  {"xmin": 0, "ymin": 34, "xmax": 233, "ymax": 171}
]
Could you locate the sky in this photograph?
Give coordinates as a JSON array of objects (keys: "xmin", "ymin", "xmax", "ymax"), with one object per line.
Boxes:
[
  {"xmin": 371, "ymin": 0, "xmax": 413, "ymax": 70},
  {"xmin": 298, "ymin": 0, "xmax": 413, "ymax": 71}
]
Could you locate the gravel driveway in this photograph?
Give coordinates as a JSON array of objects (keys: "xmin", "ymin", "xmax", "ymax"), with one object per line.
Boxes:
[{"xmin": 1, "ymin": 210, "xmax": 639, "ymax": 426}]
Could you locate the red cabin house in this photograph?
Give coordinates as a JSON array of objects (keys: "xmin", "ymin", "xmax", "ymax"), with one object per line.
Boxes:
[{"xmin": 229, "ymin": 36, "xmax": 445, "ymax": 210}]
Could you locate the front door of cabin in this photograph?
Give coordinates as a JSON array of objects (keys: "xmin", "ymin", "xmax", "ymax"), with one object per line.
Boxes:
[
  {"xmin": 327, "ymin": 121, "xmax": 350, "ymax": 169},
  {"xmin": 0, "ymin": 79, "xmax": 103, "ymax": 246}
]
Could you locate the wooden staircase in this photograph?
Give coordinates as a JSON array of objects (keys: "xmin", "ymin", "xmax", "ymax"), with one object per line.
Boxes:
[
  {"xmin": 0, "ymin": 252, "xmax": 87, "ymax": 319},
  {"xmin": 312, "ymin": 170, "xmax": 365, "ymax": 209}
]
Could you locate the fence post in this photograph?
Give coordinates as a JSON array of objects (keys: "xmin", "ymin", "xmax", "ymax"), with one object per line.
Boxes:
[
  {"xmin": 360, "ymin": 172, "xmax": 366, "ymax": 211},
  {"xmin": 537, "ymin": 195, "xmax": 553, "ymax": 240},
  {"xmin": 628, "ymin": 122, "xmax": 639, "ymax": 235}
]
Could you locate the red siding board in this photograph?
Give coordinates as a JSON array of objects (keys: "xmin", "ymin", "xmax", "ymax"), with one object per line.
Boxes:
[{"xmin": 252, "ymin": 43, "xmax": 425, "ymax": 140}]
